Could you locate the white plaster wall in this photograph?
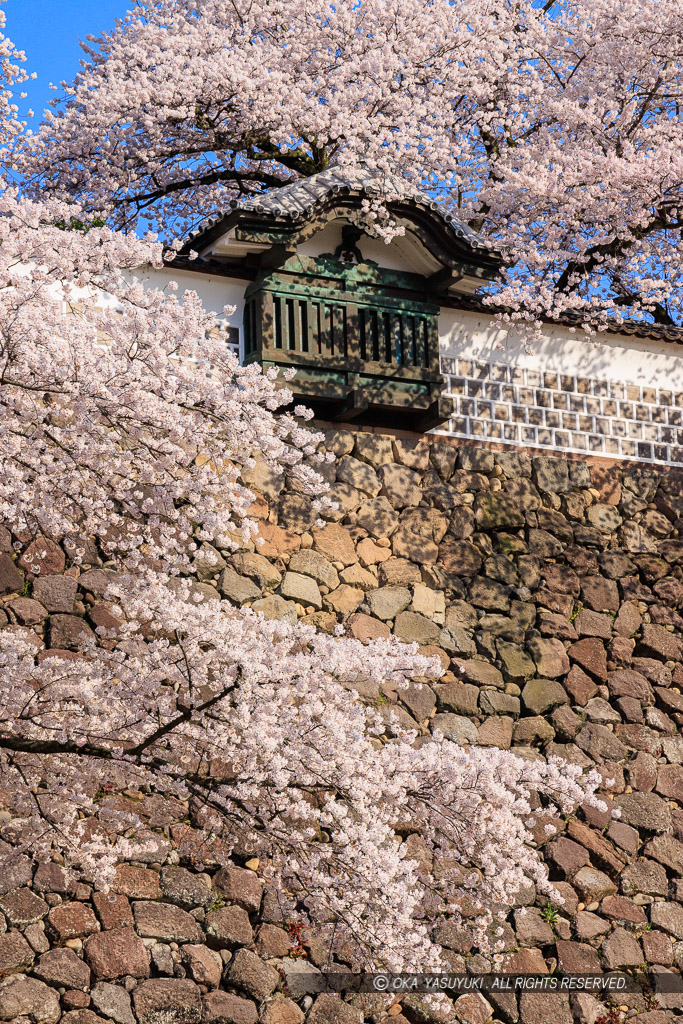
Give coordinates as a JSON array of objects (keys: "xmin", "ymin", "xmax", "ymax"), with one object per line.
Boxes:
[
  {"xmin": 134, "ymin": 265, "xmax": 249, "ymax": 329},
  {"xmin": 439, "ymin": 308, "xmax": 683, "ymax": 390},
  {"xmin": 297, "ymin": 219, "xmax": 437, "ymax": 275}
]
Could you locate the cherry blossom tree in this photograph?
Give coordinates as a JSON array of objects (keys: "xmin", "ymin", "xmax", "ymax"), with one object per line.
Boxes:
[
  {"xmin": 0, "ymin": 7, "xmax": 612, "ymax": 972},
  {"xmin": 16, "ymin": 0, "xmax": 683, "ymax": 331},
  {"xmin": 0, "ymin": 195, "xmax": 609, "ymax": 968}
]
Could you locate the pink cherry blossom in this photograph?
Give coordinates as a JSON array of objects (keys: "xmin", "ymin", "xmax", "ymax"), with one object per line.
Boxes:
[
  {"xmin": 0, "ymin": 8, "xmax": 612, "ymax": 972},
  {"xmin": 16, "ymin": 0, "xmax": 683, "ymax": 332}
]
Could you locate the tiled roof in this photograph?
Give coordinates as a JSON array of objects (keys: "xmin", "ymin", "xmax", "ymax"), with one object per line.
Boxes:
[
  {"xmin": 183, "ymin": 165, "xmax": 498, "ymax": 254},
  {"xmin": 180, "ymin": 166, "xmax": 683, "ymax": 346}
]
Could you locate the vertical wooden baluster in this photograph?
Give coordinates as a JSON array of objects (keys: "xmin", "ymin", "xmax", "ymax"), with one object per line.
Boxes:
[
  {"xmin": 263, "ymin": 291, "xmax": 276, "ymax": 353},
  {"xmin": 287, "ymin": 298, "xmax": 297, "ymax": 351},
  {"xmin": 371, "ymin": 309, "xmax": 379, "ymax": 362},
  {"xmin": 427, "ymin": 315, "xmax": 439, "ymax": 371},
  {"xmin": 346, "ymin": 303, "xmax": 358, "ymax": 364},
  {"xmin": 413, "ymin": 316, "xmax": 423, "ymax": 367},
  {"xmin": 386, "ymin": 311, "xmax": 393, "ymax": 363},
  {"xmin": 359, "ymin": 308, "xmax": 367, "ymax": 361},
  {"xmin": 304, "ymin": 300, "xmax": 314, "ymax": 354},
  {"xmin": 393, "ymin": 313, "xmax": 403, "ymax": 366},
  {"xmin": 322, "ymin": 304, "xmax": 331, "ymax": 357}
]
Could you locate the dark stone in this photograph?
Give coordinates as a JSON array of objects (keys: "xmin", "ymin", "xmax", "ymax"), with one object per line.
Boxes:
[
  {"xmin": 159, "ymin": 867, "xmax": 213, "ymax": 908},
  {"xmin": 555, "ymin": 940, "xmax": 602, "ymax": 973},
  {"xmin": 546, "ymin": 837, "xmax": 590, "ymax": 878},
  {"xmin": 212, "ymin": 867, "xmax": 264, "ymax": 914},
  {"xmin": 0, "ymin": 854, "xmax": 33, "ymax": 896},
  {"xmin": 84, "ymin": 929, "xmax": 150, "ymax": 980},
  {"xmin": 34, "ymin": 947, "xmax": 91, "ymax": 989},
  {"xmin": 132, "ymin": 980, "xmax": 202, "ymax": 1024},
  {"xmin": 228, "ymin": 948, "xmax": 280, "ymax": 1001},
  {"xmin": 0, "ymin": 930, "xmax": 34, "ymax": 978},
  {"xmin": 132, "ymin": 901, "xmax": 203, "ymax": 943},
  {"xmin": 567, "ymin": 638, "xmax": 607, "ymax": 682},
  {"xmin": 47, "ymin": 614, "xmax": 96, "ymax": 650},
  {"xmin": 203, "ymin": 992, "xmax": 259, "ymax": 1024},
  {"xmin": 638, "ymin": 623, "xmax": 683, "ymax": 662},
  {"xmin": 580, "ymin": 576, "xmax": 619, "ymax": 612},
  {"xmin": 47, "ymin": 901, "xmax": 99, "ymax": 942},
  {"xmin": 438, "ymin": 538, "xmax": 482, "ymax": 576},
  {"xmin": 613, "ymin": 793, "xmax": 671, "ymax": 831},
  {"xmin": 204, "ymin": 906, "xmax": 254, "ymax": 948},
  {"xmin": 532, "ymin": 456, "xmax": 570, "ymax": 493},
  {"xmin": 32, "ymin": 574, "xmax": 78, "ymax": 612},
  {"xmin": 0, "ymin": 887, "xmax": 48, "ymax": 927},
  {"xmin": 575, "ymin": 722, "xmax": 627, "ymax": 761},
  {"xmin": 307, "ymin": 994, "xmax": 363, "ymax": 1024},
  {"xmin": 607, "ymin": 669, "xmax": 653, "ymax": 703},
  {"xmin": 0, "ymin": 552, "xmax": 23, "ymax": 595},
  {"xmin": 474, "ymin": 493, "xmax": 524, "ymax": 530},
  {"xmin": 521, "ymin": 678, "xmax": 569, "ymax": 714}
]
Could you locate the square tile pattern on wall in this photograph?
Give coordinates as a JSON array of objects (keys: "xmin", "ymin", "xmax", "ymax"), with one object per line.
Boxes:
[{"xmin": 441, "ymin": 358, "xmax": 683, "ymax": 465}]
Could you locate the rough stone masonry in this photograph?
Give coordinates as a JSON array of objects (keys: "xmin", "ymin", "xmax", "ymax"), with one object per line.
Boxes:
[{"xmin": 2, "ymin": 426, "xmax": 683, "ymax": 1024}]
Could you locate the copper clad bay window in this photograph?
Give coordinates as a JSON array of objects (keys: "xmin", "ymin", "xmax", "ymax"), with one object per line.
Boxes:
[{"xmin": 242, "ymin": 254, "xmax": 446, "ymax": 427}]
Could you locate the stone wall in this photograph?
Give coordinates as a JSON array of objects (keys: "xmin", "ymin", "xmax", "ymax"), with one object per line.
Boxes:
[{"xmin": 2, "ymin": 428, "xmax": 683, "ymax": 1024}]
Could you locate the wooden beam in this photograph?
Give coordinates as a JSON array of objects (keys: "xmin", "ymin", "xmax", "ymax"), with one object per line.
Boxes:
[
  {"xmin": 427, "ymin": 267, "xmax": 463, "ymax": 293},
  {"xmin": 414, "ymin": 396, "xmax": 453, "ymax": 432},
  {"xmin": 334, "ymin": 389, "xmax": 369, "ymax": 422},
  {"xmin": 257, "ymin": 244, "xmax": 298, "ymax": 270}
]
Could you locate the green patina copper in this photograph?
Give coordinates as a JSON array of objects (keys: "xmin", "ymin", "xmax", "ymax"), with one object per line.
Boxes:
[{"xmin": 243, "ymin": 251, "xmax": 449, "ymax": 428}]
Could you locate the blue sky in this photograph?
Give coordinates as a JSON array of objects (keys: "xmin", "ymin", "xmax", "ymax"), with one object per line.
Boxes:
[{"xmin": 5, "ymin": 0, "xmax": 126, "ymax": 121}]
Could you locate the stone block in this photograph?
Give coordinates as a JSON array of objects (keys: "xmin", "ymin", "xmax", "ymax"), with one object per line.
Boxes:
[
  {"xmin": 84, "ymin": 928, "xmax": 150, "ymax": 980},
  {"xmin": 354, "ymin": 497, "xmax": 399, "ymax": 539},
  {"xmin": 307, "ymin": 994, "xmax": 362, "ymax": 1024},
  {"xmin": 0, "ymin": 887, "xmax": 48, "ymax": 927},
  {"xmin": 204, "ymin": 906, "xmax": 254, "ymax": 948},
  {"xmin": 353, "ymin": 433, "xmax": 394, "ymax": 467},
  {"xmin": 650, "ymin": 902, "xmax": 683, "ymax": 940},
  {"xmin": 228, "ymin": 948, "xmax": 280, "ymax": 1001},
  {"xmin": 34, "ymin": 947, "xmax": 91, "ymax": 989},
  {"xmin": 212, "ymin": 867, "xmax": 264, "ymax": 914},
  {"xmin": 251, "ymin": 594, "xmax": 297, "ymax": 624},
  {"xmin": 0, "ymin": 931, "xmax": 34, "ymax": 978},
  {"xmin": 526, "ymin": 637, "xmax": 570, "ymax": 678},
  {"xmin": 431, "ymin": 713, "xmax": 478, "ymax": 744},
  {"xmin": 366, "ymin": 586, "xmax": 411, "ymax": 621},
  {"xmin": 287, "ymin": 550, "xmax": 339, "ymax": 589},
  {"xmin": 47, "ymin": 614, "xmax": 96, "ymax": 650},
  {"xmin": 613, "ymin": 792, "xmax": 671, "ymax": 831},
  {"xmin": 182, "ymin": 944, "xmax": 223, "ymax": 988},
  {"xmin": 90, "ymin": 982, "xmax": 136, "ymax": 1024},
  {"xmin": 231, "ymin": 552, "xmax": 282, "ymax": 590},
  {"xmin": 203, "ymin": 991, "xmax": 258, "ymax": 1024},
  {"xmin": 393, "ymin": 611, "xmax": 441, "ymax": 644},
  {"xmin": 572, "ymin": 867, "xmax": 617, "ymax": 902},
  {"xmin": 0, "ymin": 976, "xmax": 60, "ymax": 1023},
  {"xmin": 337, "ymin": 455, "xmax": 381, "ymax": 497},
  {"xmin": 280, "ymin": 571, "xmax": 322, "ymax": 609},
  {"xmin": 132, "ymin": 979, "xmax": 202, "ymax": 1024},
  {"xmin": 311, "ymin": 524, "xmax": 357, "ymax": 566},
  {"xmin": 47, "ymin": 902, "xmax": 99, "ymax": 942},
  {"xmin": 219, "ymin": 566, "xmax": 261, "ymax": 605},
  {"xmin": 601, "ymin": 927, "xmax": 643, "ymax": 969},
  {"xmin": 521, "ymin": 678, "xmax": 569, "ymax": 714},
  {"xmin": 378, "ymin": 463, "xmax": 422, "ymax": 509},
  {"xmin": 132, "ymin": 901, "xmax": 203, "ymax": 943},
  {"xmin": 532, "ymin": 456, "xmax": 570, "ymax": 493},
  {"xmin": 159, "ymin": 867, "xmax": 213, "ymax": 908},
  {"xmin": 20, "ymin": 537, "xmax": 65, "ymax": 575}
]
